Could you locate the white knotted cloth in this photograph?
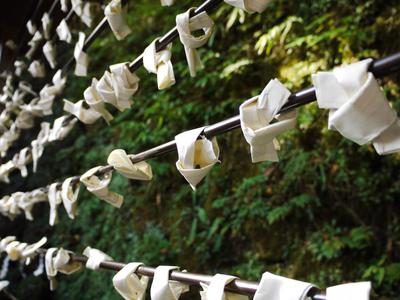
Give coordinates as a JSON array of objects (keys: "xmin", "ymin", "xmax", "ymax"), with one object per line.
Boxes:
[
  {"xmin": 105, "ymin": 0, "xmax": 132, "ymax": 40},
  {"xmin": 200, "ymin": 274, "xmax": 248, "ymax": 300},
  {"xmin": 253, "ymin": 272, "xmax": 317, "ymax": 300},
  {"xmin": 160, "ymin": 0, "xmax": 174, "ymax": 6},
  {"xmin": 239, "ymin": 79, "xmax": 297, "ymax": 163},
  {"xmin": 14, "ymin": 60, "xmax": 26, "ymax": 76},
  {"xmin": 83, "ymin": 79, "xmax": 114, "ymax": 123},
  {"xmin": 150, "ymin": 266, "xmax": 190, "ymax": 300},
  {"xmin": 107, "ymin": 149, "xmax": 153, "ymax": 180},
  {"xmin": 61, "ymin": 177, "xmax": 80, "ymax": 219},
  {"xmin": 143, "ymin": 38, "xmax": 175, "ymax": 90},
  {"xmin": 45, "ymin": 247, "xmax": 82, "ymax": 290},
  {"xmin": 41, "ymin": 13, "xmax": 52, "ymax": 40},
  {"xmin": 28, "ymin": 60, "xmax": 46, "ymax": 78},
  {"xmin": 64, "ymin": 99, "xmax": 102, "ymax": 124},
  {"xmin": 113, "ymin": 262, "xmax": 149, "ymax": 300},
  {"xmin": 43, "ymin": 41, "xmax": 57, "ymax": 69},
  {"xmin": 48, "ymin": 183, "xmax": 62, "ymax": 226},
  {"xmin": 175, "ymin": 127, "xmax": 220, "ymax": 190},
  {"xmin": 224, "ymin": 0, "xmax": 270, "ymax": 13},
  {"xmin": 97, "ymin": 63, "xmax": 140, "ymax": 111},
  {"xmin": 82, "ymin": 246, "xmax": 113, "ymax": 270},
  {"xmin": 31, "ymin": 122, "xmax": 51, "ymax": 172},
  {"xmin": 74, "ymin": 32, "xmax": 89, "ymax": 76},
  {"xmin": 176, "ymin": 8, "xmax": 214, "ymax": 77},
  {"xmin": 56, "ymin": 19, "xmax": 72, "ymax": 43},
  {"xmin": 27, "ymin": 20, "xmax": 36, "ymax": 35},
  {"xmin": 326, "ymin": 282, "xmax": 371, "ymax": 300},
  {"xmin": 48, "ymin": 116, "xmax": 77, "ymax": 142},
  {"xmin": 312, "ymin": 59, "xmax": 400, "ymax": 155},
  {"xmin": 80, "ymin": 166, "xmax": 124, "ymax": 208}
]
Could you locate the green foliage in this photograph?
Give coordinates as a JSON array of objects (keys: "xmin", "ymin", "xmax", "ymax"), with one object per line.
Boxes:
[{"xmin": 1, "ymin": 0, "xmax": 400, "ymax": 299}]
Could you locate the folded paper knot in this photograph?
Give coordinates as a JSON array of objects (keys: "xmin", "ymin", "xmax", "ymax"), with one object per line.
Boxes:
[
  {"xmin": 113, "ymin": 262, "xmax": 149, "ymax": 300},
  {"xmin": 14, "ymin": 60, "xmax": 26, "ymax": 76},
  {"xmin": 15, "ymin": 110, "xmax": 34, "ymax": 129},
  {"xmin": 176, "ymin": 8, "xmax": 214, "ymax": 77},
  {"xmin": 143, "ymin": 39, "xmax": 175, "ymax": 90},
  {"xmin": 74, "ymin": 32, "xmax": 89, "ymax": 76},
  {"xmin": 253, "ymin": 272, "xmax": 317, "ymax": 300},
  {"xmin": 26, "ymin": 31, "xmax": 43, "ymax": 59},
  {"xmin": 1, "ymin": 236, "xmax": 46, "ymax": 262},
  {"xmin": 51, "ymin": 69, "xmax": 67, "ymax": 95},
  {"xmin": 61, "ymin": 177, "xmax": 80, "ymax": 219},
  {"xmin": 105, "ymin": 0, "xmax": 132, "ymax": 40},
  {"xmin": 61, "ymin": 0, "xmax": 69, "ymax": 12},
  {"xmin": 64, "ymin": 99, "xmax": 102, "ymax": 124},
  {"xmin": 160, "ymin": 0, "xmax": 174, "ymax": 6},
  {"xmin": 28, "ymin": 60, "xmax": 46, "ymax": 78},
  {"xmin": 150, "ymin": 266, "xmax": 190, "ymax": 300},
  {"xmin": 45, "ymin": 248, "xmax": 82, "ymax": 291},
  {"xmin": 200, "ymin": 274, "xmax": 248, "ymax": 300},
  {"xmin": 80, "ymin": 166, "xmax": 124, "ymax": 208},
  {"xmin": 312, "ymin": 59, "xmax": 400, "ymax": 155},
  {"xmin": 83, "ymin": 79, "xmax": 114, "ymax": 123},
  {"xmin": 43, "ymin": 41, "xmax": 57, "ymax": 69},
  {"xmin": 12, "ymin": 147, "xmax": 31, "ymax": 177},
  {"xmin": 27, "ymin": 20, "xmax": 36, "ymax": 35},
  {"xmin": 175, "ymin": 127, "xmax": 220, "ymax": 190},
  {"xmin": 239, "ymin": 79, "xmax": 296, "ymax": 163},
  {"xmin": 100, "ymin": 63, "xmax": 140, "ymax": 111},
  {"xmin": 107, "ymin": 149, "xmax": 153, "ymax": 180},
  {"xmin": 48, "ymin": 116, "xmax": 77, "ymax": 142},
  {"xmin": 326, "ymin": 282, "xmax": 371, "ymax": 300},
  {"xmin": 0, "ymin": 161, "xmax": 15, "ymax": 184},
  {"xmin": 41, "ymin": 13, "xmax": 52, "ymax": 40},
  {"xmin": 72, "ymin": 0, "xmax": 96, "ymax": 27},
  {"xmin": 31, "ymin": 122, "xmax": 51, "ymax": 173},
  {"xmin": 48, "ymin": 183, "xmax": 62, "ymax": 226},
  {"xmin": 83, "ymin": 246, "xmax": 113, "ymax": 270},
  {"xmin": 56, "ymin": 19, "xmax": 72, "ymax": 43},
  {"xmin": 224, "ymin": 0, "xmax": 270, "ymax": 13}
]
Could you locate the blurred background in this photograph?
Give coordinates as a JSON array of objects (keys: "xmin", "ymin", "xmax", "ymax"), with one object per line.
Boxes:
[{"xmin": 0, "ymin": 0, "xmax": 399, "ymax": 299}]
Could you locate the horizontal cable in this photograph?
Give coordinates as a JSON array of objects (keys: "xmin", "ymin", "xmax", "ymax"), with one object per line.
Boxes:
[
  {"xmin": 34, "ymin": 248, "xmax": 326, "ymax": 299},
  {"xmin": 2, "ymin": 51, "xmax": 399, "ymax": 193}
]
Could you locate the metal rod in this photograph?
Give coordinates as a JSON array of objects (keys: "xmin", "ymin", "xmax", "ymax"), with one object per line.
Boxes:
[
  {"xmin": 65, "ymin": 253, "xmax": 326, "ymax": 299},
  {"xmin": 4, "ymin": 51, "xmax": 400, "ymax": 193}
]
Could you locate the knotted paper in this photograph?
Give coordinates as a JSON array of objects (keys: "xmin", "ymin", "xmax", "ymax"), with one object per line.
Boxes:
[
  {"xmin": 56, "ymin": 19, "xmax": 72, "ymax": 43},
  {"xmin": 43, "ymin": 41, "xmax": 57, "ymax": 69},
  {"xmin": 105, "ymin": 0, "xmax": 132, "ymax": 40},
  {"xmin": 253, "ymin": 272, "xmax": 317, "ymax": 300},
  {"xmin": 176, "ymin": 8, "xmax": 214, "ymax": 77},
  {"xmin": 312, "ymin": 59, "xmax": 400, "ymax": 155},
  {"xmin": 80, "ymin": 166, "xmax": 124, "ymax": 208},
  {"xmin": 326, "ymin": 282, "xmax": 371, "ymax": 300},
  {"xmin": 175, "ymin": 127, "xmax": 220, "ymax": 190},
  {"xmin": 82, "ymin": 246, "xmax": 113, "ymax": 270},
  {"xmin": 74, "ymin": 32, "xmax": 88, "ymax": 76},
  {"xmin": 224, "ymin": 0, "xmax": 270, "ymax": 13},
  {"xmin": 150, "ymin": 266, "xmax": 189, "ymax": 300},
  {"xmin": 113, "ymin": 262, "xmax": 149, "ymax": 300},
  {"xmin": 143, "ymin": 39, "xmax": 175, "ymax": 89},
  {"xmin": 200, "ymin": 274, "xmax": 248, "ymax": 300},
  {"xmin": 64, "ymin": 99, "xmax": 102, "ymax": 124},
  {"xmin": 239, "ymin": 79, "xmax": 296, "ymax": 163},
  {"xmin": 61, "ymin": 177, "xmax": 80, "ymax": 219},
  {"xmin": 107, "ymin": 149, "xmax": 153, "ymax": 180}
]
